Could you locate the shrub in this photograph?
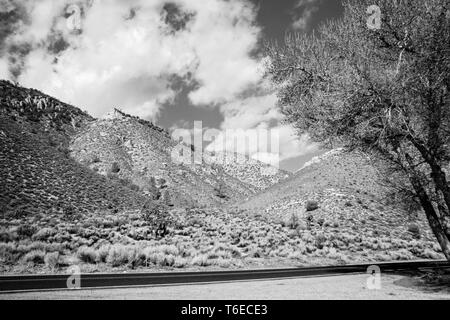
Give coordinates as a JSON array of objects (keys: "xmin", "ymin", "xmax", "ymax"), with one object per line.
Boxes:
[
  {"xmin": 174, "ymin": 256, "xmax": 188, "ymax": 268},
  {"xmin": 315, "ymin": 234, "xmax": 327, "ymax": 250},
  {"xmin": 106, "ymin": 245, "xmax": 129, "ymax": 267},
  {"xmin": 111, "ymin": 162, "xmax": 120, "ymax": 173},
  {"xmin": 160, "ymin": 254, "xmax": 175, "ymax": 267},
  {"xmin": 129, "ymin": 184, "xmax": 140, "ymax": 192},
  {"xmin": 96, "ymin": 245, "xmax": 111, "ymax": 263},
  {"xmin": 286, "ymin": 212, "xmax": 300, "ymax": 229},
  {"xmin": 77, "ymin": 246, "xmax": 97, "ymax": 264},
  {"xmin": 306, "ymin": 200, "xmax": 319, "ymax": 212},
  {"xmin": 159, "ymin": 245, "xmax": 179, "ymax": 256},
  {"xmin": 317, "ymin": 218, "xmax": 325, "ymax": 227},
  {"xmin": 407, "ymin": 224, "xmax": 421, "ymax": 239},
  {"xmin": 44, "ymin": 252, "xmax": 60, "ymax": 270},
  {"xmin": 127, "ymin": 247, "xmax": 146, "ymax": 268},
  {"xmin": 0, "ymin": 230, "xmax": 16, "ymax": 242},
  {"xmin": 191, "ymin": 254, "xmax": 212, "ymax": 267},
  {"xmin": 62, "ymin": 204, "xmax": 76, "ymax": 216},
  {"xmin": 91, "ymin": 156, "xmax": 101, "ymax": 163},
  {"xmin": 32, "ymin": 227, "xmax": 57, "ymax": 241},
  {"xmin": 16, "ymin": 225, "xmax": 37, "ymax": 239},
  {"xmin": 145, "ymin": 251, "xmax": 166, "ymax": 266},
  {"xmin": 214, "ymin": 181, "xmax": 227, "ymax": 199},
  {"xmin": 140, "ymin": 201, "xmax": 169, "ymax": 231},
  {"xmin": 0, "ymin": 243, "xmax": 20, "ymax": 263},
  {"xmin": 22, "ymin": 250, "xmax": 46, "ymax": 264}
]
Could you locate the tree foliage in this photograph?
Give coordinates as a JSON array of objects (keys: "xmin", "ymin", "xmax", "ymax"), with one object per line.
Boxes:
[{"xmin": 265, "ymin": 0, "xmax": 450, "ymax": 258}]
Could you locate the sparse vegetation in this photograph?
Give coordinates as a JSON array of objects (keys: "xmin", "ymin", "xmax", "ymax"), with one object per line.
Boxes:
[{"xmin": 265, "ymin": 0, "xmax": 450, "ymax": 260}]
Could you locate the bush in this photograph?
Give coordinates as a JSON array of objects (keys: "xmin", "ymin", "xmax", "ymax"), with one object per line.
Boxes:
[
  {"xmin": 32, "ymin": 227, "xmax": 57, "ymax": 241},
  {"xmin": 286, "ymin": 212, "xmax": 300, "ymax": 229},
  {"xmin": 77, "ymin": 246, "xmax": 97, "ymax": 264},
  {"xmin": 16, "ymin": 225, "xmax": 37, "ymax": 239},
  {"xmin": 127, "ymin": 247, "xmax": 146, "ymax": 268},
  {"xmin": 91, "ymin": 155, "xmax": 101, "ymax": 163},
  {"xmin": 407, "ymin": 224, "xmax": 421, "ymax": 239},
  {"xmin": 0, "ymin": 243, "xmax": 20, "ymax": 264},
  {"xmin": 62, "ymin": 204, "xmax": 76, "ymax": 216},
  {"xmin": 96, "ymin": 245, "xmax": 111, "ymax": 263},
  {"xmin": 129, "ymin": 184, "xmax": 140, "ymax": 192},
  {"xmin": 317, "ymin": 218, "xmax": 325, "ymax": 227},
  {"xmin": 140, "ymin": 201, "xmax": 169, "ymax": 231},
  {"xmin": 174, "ymin": 256, "xmax": 188, "ymax": 268},
  {"xmin": 44, "ymin": 252, "xmax": 60, "ymax": 270},
  {"xmin": 214, "ymin": 181, "xmax": 227, "ymax": 199},
  {"xmin": 0, "ymin": 230, "xmax": 16, "ymax": 242},
  {"xmin": 111, "ymin": 162, "xmax": 120, "ymax": 173},
  {"xmin": 22, "ymin": 250, "xmax": 46, "ymax": 265},
  {"xmin": 315, "ymin": 234, "xmax": 327, "ymax": 250},
  {"xmin": 191, "ymin": 254, "xmax": 212, "ymax": 267},
  {"xmin": 306, "ymin": 200, "xmax": 319, "ymax": 212},
  {"xmin": 106, "ymin": 245, "xmax": 129, "ymax": 267}
]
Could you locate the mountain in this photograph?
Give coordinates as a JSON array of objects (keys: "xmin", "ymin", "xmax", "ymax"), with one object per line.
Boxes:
[
  {"xmin": 204, "ymin": 151, "xmax": 291, "ymax": 191},
  {"xmin": 239, "ymin": 149, "xmax": 443, "ymax": 259},
  {"xmin": 0, "ymin": 80, "xmax": 444, "ymax": 275},
  {"xmin": 0, "ymin": 80, "xmax": 150, "ymax": 216},
  {"xmin": 70, "ymin": 109, "xmax": 258, "ymax": 207},
  {"xmin": 0, "ymin": 80, "xmax": 287, "ymax": 215}
]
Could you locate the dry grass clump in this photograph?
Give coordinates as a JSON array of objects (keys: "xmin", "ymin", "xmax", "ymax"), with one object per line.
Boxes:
[
  {"xmin": 77, "ymin": 246, "xmax": 97, "ymax": 264},
  {"xmin": 0, "ymin": 203, "xmax": 445, "ymax": 274},
  {"xmin": 44, "ymin": 251, "xmax": 60, "ymax": 270},
  {"xmin": 22, "ymin": 250, "xmax": 46, "ymax": 265}
]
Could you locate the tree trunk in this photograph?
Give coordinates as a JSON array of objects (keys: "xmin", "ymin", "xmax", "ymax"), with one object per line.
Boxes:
[
  {"xmin": 410, "ymin": 175, "xmax": 450, "ymax": 260},
  {"xmin": 430, "ymin": 162, "xmax": 450, "ymax": 216}
]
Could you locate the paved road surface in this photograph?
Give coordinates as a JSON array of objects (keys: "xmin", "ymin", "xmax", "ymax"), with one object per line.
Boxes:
[{"xmin": 2, "ymin": 273, "xmax": 449, "ymax": 300}]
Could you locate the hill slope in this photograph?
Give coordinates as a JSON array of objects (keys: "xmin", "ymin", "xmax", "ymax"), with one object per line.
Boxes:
[
  {"xmin": 70, "ymin": 109, "xmax": 258, "ymax": 207},
  {"xmin": 239, "ymin": 149, "xmax": 443, "ymax": 260},
  {"xmin": 204, "ymin": 151, "xmax": 291, "ymax": 191},
  {"xmin": 0, "ymin": 81, "xmax": 147, "ymax": 216}
]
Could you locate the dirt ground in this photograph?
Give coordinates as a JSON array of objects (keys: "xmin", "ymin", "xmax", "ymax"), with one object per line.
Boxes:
[{"xmin": 2, "ymin": 272, "xmax": 450, "ymax": 300}]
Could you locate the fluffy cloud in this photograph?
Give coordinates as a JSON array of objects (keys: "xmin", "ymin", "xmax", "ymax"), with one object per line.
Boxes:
[
  {"xmin": 292, "ymin": 0, "xmax": 322, "ymax": 31},
  {"xmin": 0, "ymin": 0, "xmax": 319, "ymax": 169},
  {"xmin": 206, "ymin": 91, "xmax": 319, "ymax": 167},
  {"xmin": 0, "ymin": 0, "xmax": 261, "ymax": 119}
]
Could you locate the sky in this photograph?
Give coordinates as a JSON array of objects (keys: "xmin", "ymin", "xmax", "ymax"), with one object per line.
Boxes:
[{"xmin": 0, "ymin": 0, "xmax": 343, "ymax": 172}]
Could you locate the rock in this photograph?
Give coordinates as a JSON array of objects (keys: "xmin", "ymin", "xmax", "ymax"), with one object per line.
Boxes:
[{"xmin": 306, "ymin": 200, "xmax": 319, "ymax": 212}]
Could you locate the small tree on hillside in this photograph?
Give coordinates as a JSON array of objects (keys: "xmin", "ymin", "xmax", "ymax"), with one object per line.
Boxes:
[
  {"xmin": 265, "ymin": 0, "xmax": 450, "ymax": 259},
  {"xmin": 140, "ymin": 200, "xmax": 169, "ymax": 237},
  {"xmin": 214, "ymin": 179, "xmax": 228, "ymax": 199}
]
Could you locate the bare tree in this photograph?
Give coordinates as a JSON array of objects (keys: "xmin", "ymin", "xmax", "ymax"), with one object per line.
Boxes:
[{"xmin": 265, "ymin": 0, "xmax": 450, "ymax": 259}]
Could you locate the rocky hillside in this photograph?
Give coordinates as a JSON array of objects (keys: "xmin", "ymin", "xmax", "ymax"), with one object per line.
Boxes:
[
  {"xmin": 0, "ymin": 81, "xmax": 147, "ymax": 216},
  {"xmin": 0, "ymin": 80, "xmax": 292, "ymax": 213},
  {"xmin": 239, "ymin": 149, "xmax": 444, "ymax": 259},
  {"xmin": 70, "ymin": 109, "xmax": 257, "ymax": 207},
  {"xmin": 204, "ymin": 152, "xmax": 291, "ymax": 191}
]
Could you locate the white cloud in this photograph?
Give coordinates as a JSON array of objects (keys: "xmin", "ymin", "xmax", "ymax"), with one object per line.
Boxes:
[
  {"xmin": 292, "ymin": 0, "xmax": 322, "ymax": 31},
  {"xmin": 219, "ymin": 93, "xmax": 281, "ymax": 129},
  {"xmin": 0, "ymin": 59, "xmax": 8, "ymax": 76},
  {"xmin": 0, "ymin": 0, "xmax": 319, "ymax": 169},
  {"xmin": 205, "ymin": 90, "xmax": 319, "ymax": 166},
  {"xmin": 0, "ymin": 0, "xmax": 262, "ymax": 119}
]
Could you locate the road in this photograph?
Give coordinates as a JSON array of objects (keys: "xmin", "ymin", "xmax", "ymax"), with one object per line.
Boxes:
[{"xmin": 0, "ymin": 260, "xmax": 448, "ymax": 293}]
